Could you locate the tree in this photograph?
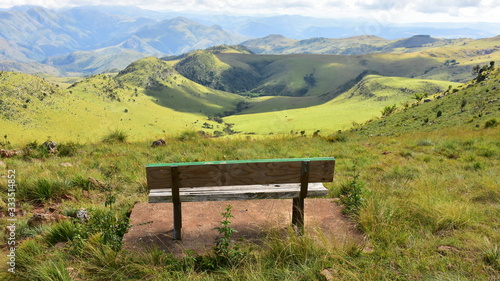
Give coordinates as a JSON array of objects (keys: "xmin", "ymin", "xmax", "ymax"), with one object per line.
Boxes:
[{"xmin": 381, "ymin": 104, "xmax": 397, "ymax": 117}]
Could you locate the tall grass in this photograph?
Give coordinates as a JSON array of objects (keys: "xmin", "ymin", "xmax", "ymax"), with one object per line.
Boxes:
[{"xmin": 1, "ymin": 128, "xmax": 498, "ymax": 280}]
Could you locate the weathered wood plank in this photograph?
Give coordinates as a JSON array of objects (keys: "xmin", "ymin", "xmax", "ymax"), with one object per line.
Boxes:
[
  {"xmin": 146, "ymin": 158, "xmax": 335, "ymax": 189},
  {"xmin": 148, "ymin": 183, "xmax": 329, "ymax": 203}
]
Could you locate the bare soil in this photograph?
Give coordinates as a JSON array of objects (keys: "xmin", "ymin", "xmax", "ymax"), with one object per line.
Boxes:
[{"xmin": 122, "ymin": 199, "xmax": 364, "ymax": 256}]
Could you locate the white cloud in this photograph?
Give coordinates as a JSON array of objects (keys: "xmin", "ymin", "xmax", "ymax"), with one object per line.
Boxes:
[{"xmin": 0, "ymin": 0, "xmax": 499, "ymax": 22}]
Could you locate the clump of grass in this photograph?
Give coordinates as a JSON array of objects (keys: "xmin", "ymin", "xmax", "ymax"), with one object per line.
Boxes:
[
  {"xmin": 484, "ymin": 118, "xmax": 498, "ymax": 129},
  {"xmin": 323, "ymin": 133, "xmax": 348, "ymax": 143},
  {"xmin": 15, "ymin": 238, "xmax": 47, "ymax": 271},
  {"xmin": 21, "ymin": 141, "xmax": 51, "ymax": 159},
  {"xmin": 102, "ymin": 129, "xmax": 128, "ymax": 143},
  {"xmin": 57, "ymin": 141, "xmax": 80, "ymax": 157},
  {"xmin": 416, "ymin": 139, "xmax": 434, "ymax": 146},
  {"xmin": 482, "ymin": 243, "xmax": 500, "ymax": 270},
  {"xmin": 45, "ymin": 220, "xmax": 81, "ymax": 246},
  {"xmin": 18, "ymin": 178, "xmax": 67, "ymax": 203},
  {"xmin": 32, "ymin": 260, "xmax": 73, "ymax": 281},
  {"xmin": 177, "ymin": 130, "xmax": 202, "ymax": 142}
]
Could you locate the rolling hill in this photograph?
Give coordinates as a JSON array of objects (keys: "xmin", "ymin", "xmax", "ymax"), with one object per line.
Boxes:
[
  {"xmin": 241, "ymin": 34, "xmax": 469, "ymax": 55},
  {"xmin": 1, "ymin": 36, "xmax": 499, "ymax": 143}
]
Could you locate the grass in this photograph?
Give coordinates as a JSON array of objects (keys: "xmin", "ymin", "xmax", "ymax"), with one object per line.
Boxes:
[
  {"xmin": 225, "ymin": 75, "xmax": 460, "ymax": 135},
  {"xmin": 0, "ymin": 125, "xmax": 498, "ymax": 280},
  {"xmin": 0, "ymin": 42, "xmax": 499, "ymax": 281}
]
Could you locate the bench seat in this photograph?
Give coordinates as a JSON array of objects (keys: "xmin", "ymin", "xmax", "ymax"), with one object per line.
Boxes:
[{"xmin": 148, "ymin": 182, "xmax": 328, "ymax": 203}]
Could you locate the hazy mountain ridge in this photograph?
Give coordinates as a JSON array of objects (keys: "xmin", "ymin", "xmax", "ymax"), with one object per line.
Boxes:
[
  {"xmin": 241, "ymin": 34, "xmax": 470, "ymax": 55},
  {"xmin": 0, "ymin": 6, "xmax": 245, "ymax": 74},
  {"xmin": 1, "ymin": 5, "xmax": 499, "ymax": 76}
]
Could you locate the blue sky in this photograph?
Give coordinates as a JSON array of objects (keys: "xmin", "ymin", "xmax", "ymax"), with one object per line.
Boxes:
[{"xmin": 1, "ymin": 0, "xmax": 499, "ymax": 23}]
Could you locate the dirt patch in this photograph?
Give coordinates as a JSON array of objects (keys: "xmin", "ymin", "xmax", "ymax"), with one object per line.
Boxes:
[{"xmin": 123, "ymin": 199, "xmax": 364, "ymax": 256}]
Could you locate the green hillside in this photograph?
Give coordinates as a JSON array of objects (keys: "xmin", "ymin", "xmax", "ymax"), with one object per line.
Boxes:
[
  {"xmin": 169, "ymin": 36, "xmax": 500, "ymax": 100},
  {"xmin": 353, "ymin": 65, "xmax": 500, "ymax": 136},
  {"xmin": 1, "ymin": 37, "xmax": 500, "ymax": 143},
  {"xmin": 0, "ymin": 70, "xmax": 235, "ymax": 143},
  {"xmin": 242, "ymin": 34, "xmax": 469, "ymax": 55},
  {"xmin": 224, "ymin": 75, "xmax": 461, "ymax": 135}
]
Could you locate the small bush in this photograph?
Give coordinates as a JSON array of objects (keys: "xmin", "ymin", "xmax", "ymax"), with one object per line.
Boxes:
[
  {"xmin": 85, "ymin": 208, "xmax": 130, "ymax": 251},
  {"xmin": 58, "ymin": 141, "xmax": 80, "ymax": 157},
  {"xmin": 214, "ymin": 205, "xmax": 245, "ymax": 264},
  {"xmin": 102, "ymin": 129, "xmax": 128, "ymax": 143},
  {"xmin": 339, "ymin": 169, "xmax": 365, "ymax": 216},
  {"xmin": 22, "ymin": 141, "xmax": 50, "ymax": 159},
  {"xmin": 484, "ymin": 118, "xmax": 498, "ymax": 129},
  {"xmin": 417, "ymin": 139, "xmax": 434, "ymax": 146},
  {"xmin": 381, "ymin": 104, "xmax": 397, "ymax": 117},
  {"xmin": 323, "ymin": 133, "xmax": 347, "ymax": 143},
  {"xmin": 177, "ymin": 130, "xmax": 201, "ymax": 141}
]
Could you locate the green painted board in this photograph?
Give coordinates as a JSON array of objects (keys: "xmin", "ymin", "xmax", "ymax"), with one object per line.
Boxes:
[{"xmin": 146, "ymin": 157, "xmax": 335, "ymax": 168}]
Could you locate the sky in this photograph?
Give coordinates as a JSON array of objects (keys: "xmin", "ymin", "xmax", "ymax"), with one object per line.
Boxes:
[{"xmin": 1, "ymin": 0, "xmax": 500, "ymax": 23}]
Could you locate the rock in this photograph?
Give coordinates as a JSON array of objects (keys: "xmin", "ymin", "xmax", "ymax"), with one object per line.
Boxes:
[
  {"xmin": 0, "ymin": 149, "xmax": 21, "ymax": 158},
  {"xmin": 320, "ymin": 268, "xmax": 337, "ymax": 281},
  {"xmin": 76, "ymin": 208, "xmax": 90, "ymax": 222},
  {"xmin": 437, "ymin": 245, "xmax": 459, "ymax": 255},
  {"xmin": 151, "ymin": 139, "xmax": 166, "ymax": 147},
  {"xmin": 43, "ymin": 141, "xmax": 57, "ymax": 153},
  {"xmin": 60, "ymin": 162, "xmax": 73, "ymax": 167},
  {"xmin": 89, "ymin": 176, "xmax": 106, "ymax": 189},
  {"xmin": 27, "ymin": 212, "xmax": 68, "ymax": 227}
]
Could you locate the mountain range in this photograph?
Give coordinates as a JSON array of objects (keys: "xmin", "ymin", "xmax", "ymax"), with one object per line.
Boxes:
[{"xmin": 1, "ymin": 5, "xmax": 500, "ymax": 76}]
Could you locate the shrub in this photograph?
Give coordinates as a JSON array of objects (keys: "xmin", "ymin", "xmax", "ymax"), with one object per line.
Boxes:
[
  {"xmin": 484, "ymin": 118, "xmax": 498, "ymax": 129},
  {"xmin": 210, "ymin": 205, "xmax": 246, "ymax": 269},
  {"xmin": 324, "ymin": 133, "xmax": 348, "ymax": 143},
  {"xmin": 381, "ymin": 104, "xmax": 397, "ymax": 116},
  {"xmin": 22, "ymin": 141, "xmax": 50, "ymax": 159},
  {"xmin": 339, "ymin": 169, "xmax": 365, "ymax": 216},
  {"xmin": 84, "ymin": 208, "xmax": 130, "ymax": 251},
  {"xmin": 102, "ymin": 129, "xmax": 128, "ymax": 143},
  {"xmin": 57, "ymin": 141, "xmax": 80, "ymax": 157},
  {"xmin": 416, "ymin": 139, "xmax": 434, "ymax": 146},
  {"xmin": 177, "ymin": 130, "xmax": 201, "ymax": 141}
]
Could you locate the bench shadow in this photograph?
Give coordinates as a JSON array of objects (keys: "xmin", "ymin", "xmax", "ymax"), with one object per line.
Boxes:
[{"xmin": 122, "ymin": 199, "xmax": 365, "ymax": 257}]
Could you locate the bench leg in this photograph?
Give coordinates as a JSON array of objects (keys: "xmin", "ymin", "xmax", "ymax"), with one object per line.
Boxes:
[
  {"xmin": 173, "ymin": 202, "xmax": 182, "ymax": 240},
  {"xmin": 292, "ymin": 197, "xmax": 304, "ymax": 234}
]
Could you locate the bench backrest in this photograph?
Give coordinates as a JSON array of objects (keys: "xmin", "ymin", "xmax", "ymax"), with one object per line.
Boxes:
[{"xmin": 146, "ymin": 157, "xmax": 335, "ymax": 189}]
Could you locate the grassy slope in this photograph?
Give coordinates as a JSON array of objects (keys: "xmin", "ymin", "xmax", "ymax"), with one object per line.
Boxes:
[
  {"xmin": 0, "ymin": 69, "xmax": 235, "ymax": 143},
  {"xmin": 2, "ymin": 37, "xmax": 500, "ymax": 143},
  {"xmin": 225, "ymin": 75, "xmax": 461, "ymax": 135},
  {"xmin": 0, "ymin": 122, "xmax": 498, "ymax": 280},
  {"xmin": 355, "ymin": 67, "xmax": 500, "ymax": 136}
]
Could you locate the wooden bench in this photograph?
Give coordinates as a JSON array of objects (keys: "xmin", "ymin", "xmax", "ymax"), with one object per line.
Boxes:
[{"xmin": 146, "ymin": 157, "xmax": 335, "ymax": 240}]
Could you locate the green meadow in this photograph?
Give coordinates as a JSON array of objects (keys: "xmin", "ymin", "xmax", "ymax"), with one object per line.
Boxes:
[{"xmin": 0, "ymin": 125, "xmax": 498, "ymax": 280}]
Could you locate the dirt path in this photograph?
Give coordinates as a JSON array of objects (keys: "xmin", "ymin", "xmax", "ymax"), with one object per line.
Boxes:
[{"xmin": 123, "ymin": 199, "xmax": 364, "ymax": 256}]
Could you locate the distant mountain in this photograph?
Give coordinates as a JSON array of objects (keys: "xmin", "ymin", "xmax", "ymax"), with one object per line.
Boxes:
[
  {"xmin": 131, "ymin": 17, "xmax": 245, "ymax": 54},
  {"xmin": 241, "ymin": 35, "xmax": 470, "ymax": 55},
  {"xmin": 1, "ymin": 5, "xmax": 499, "ymax": 76},
  {"xmin": 0, "ymin": 6, "xmax": 245, "ymax": 75},
  {"xmin": 42, "ymin": 48, "xmax": 150, "ymax": 75}
]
